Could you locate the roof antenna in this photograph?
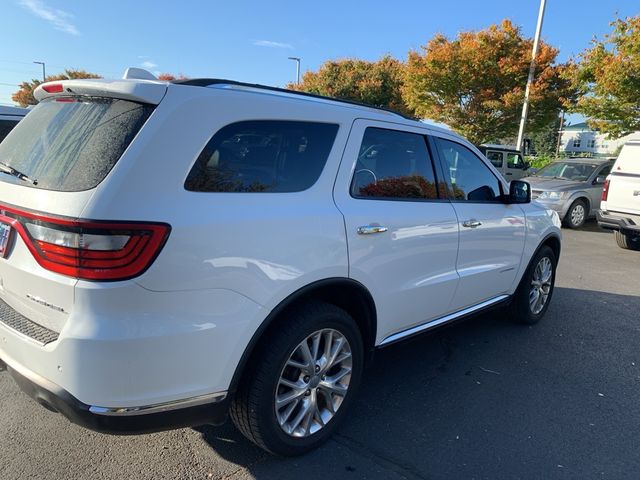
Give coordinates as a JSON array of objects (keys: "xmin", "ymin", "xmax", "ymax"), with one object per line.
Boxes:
[{"xmin": 122, "ymin": 67, "xmax": 157, "ymax": 81}]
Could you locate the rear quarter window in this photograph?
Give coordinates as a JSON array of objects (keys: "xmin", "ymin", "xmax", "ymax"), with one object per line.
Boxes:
[
  {"xmin": 0, "ymin": 97, "xmax": 153, "ymax": 192},
  {"xmin": 185, "ymin": 120, "xmax": 339, "ymax": 193},
  {"xmin": 613, "ymin": 143, "xmax": 640, "ymax": 175}
]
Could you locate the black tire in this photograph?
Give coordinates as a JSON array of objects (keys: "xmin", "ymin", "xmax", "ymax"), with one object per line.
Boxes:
[
  {"xmin": 508, "ymin": 245, "xmax": 557, "ymax": 325},
  {"xmin": 563, "ymin": 199, "xmax": 588, "ymax": 229},
  {"xmin": 230, "ymin": 301, "xmax": 364, "ymax": 456},
  {"xmin": 615, "ymin": 231, "xmax": 640, "ymax": 250}
]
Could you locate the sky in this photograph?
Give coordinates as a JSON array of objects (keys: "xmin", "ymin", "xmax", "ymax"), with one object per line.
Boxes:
[{"xmin": 1, "ymin": 0, "xmax": 639, "ymax": 120}]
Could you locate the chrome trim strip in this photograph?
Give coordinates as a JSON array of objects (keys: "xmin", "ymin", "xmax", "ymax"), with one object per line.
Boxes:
[
  {"xmin": 379, "ymin": 295, "xmax": 510, "ymax": 346},
  {"xmin": 89, "ymin": 392, "xmax": 227, "ymax": 416}
]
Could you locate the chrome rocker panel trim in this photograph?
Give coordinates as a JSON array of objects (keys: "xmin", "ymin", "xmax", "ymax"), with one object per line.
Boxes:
[{"xmin": 379, "ymin": 294, "xmax": 510, "ymax": 346}]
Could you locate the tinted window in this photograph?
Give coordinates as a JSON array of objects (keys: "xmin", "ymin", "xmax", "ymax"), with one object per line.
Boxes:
[
  {"xmin": 185, "ymin": 121, "xmax": 338, "ymax": 193},
  {"xmin": 0, "ymin": 119, "xmax": 20, "ymax": 143},
  {"xmin": 507, "ymin": 152, "xmax": 524, "ymax": 168},
  {"xmin": 486, "ymin": 151, "xmax": 503, "ymax": 168},
  {"xmin": 436, "ymin": 138, "xmax": 503, "ymax": 202},
  {"xmin": 0, "ymin": 98, "xmax": 153, "ymax": 192},
  {"xmin": 351, "ymin": 127, "xmax": 438, "ymax": 200}
]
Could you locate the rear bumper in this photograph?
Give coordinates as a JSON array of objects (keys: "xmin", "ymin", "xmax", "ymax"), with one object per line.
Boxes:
[
  {"xmin": 596, "ymin": 210, "xmax": 640, "ymax": 236},
  {"xmin": 1, "ymin": 351, "xmax": 229, "ymax": 434}
]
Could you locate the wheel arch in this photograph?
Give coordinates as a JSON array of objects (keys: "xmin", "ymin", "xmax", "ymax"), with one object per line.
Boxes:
[
  {"xmin": 568, "ymin": 194, "xmax": 591, "ymax": 215},
  {"xmin": 227, "ymin": 277, "xmax": 377, "ymax": 397}
]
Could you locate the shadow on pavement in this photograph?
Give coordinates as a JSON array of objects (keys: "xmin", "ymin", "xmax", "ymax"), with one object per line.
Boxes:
[{"xmin": 195, "ymin": 286, "xmax": 640, "ymax": 479}]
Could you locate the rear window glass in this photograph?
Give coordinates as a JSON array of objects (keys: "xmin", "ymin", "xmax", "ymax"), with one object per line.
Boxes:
[
  {"xmin": 185, "ymin": 121, "xmax": 339, "ymax": 193},
  {"xmin": 0, "ymin": 97, "xmax": 153, "ymax": 192}
]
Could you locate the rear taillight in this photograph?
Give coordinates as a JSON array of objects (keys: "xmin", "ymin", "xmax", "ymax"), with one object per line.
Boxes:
[
  {"xmin": 0, "ymin": 204, "xmax": 170, "ymax": 281},
  {"xmin": 601, "ymin": 179, "xmax": 610, "ymax": 201}
]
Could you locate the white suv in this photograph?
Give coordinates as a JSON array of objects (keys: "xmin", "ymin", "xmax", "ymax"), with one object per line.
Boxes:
[
  {"xmin": 0, "ymin": 68, "xmax": 561, "ymax": 456},
  {"xmin": 597, "ymin": 140, "xmax": 640, "ymax": 250}
]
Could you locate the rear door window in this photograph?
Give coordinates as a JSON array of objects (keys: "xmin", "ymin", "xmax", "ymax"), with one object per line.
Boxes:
[
  {"xmin": 0, "ymin": 97, "xmax": 153, "ymax": 192},
  {"xmin": 486, "ymin": 151, "xmax": 503, "ymax": 168},
  {"xmin": 185, "ymin": 121, "xmax": 339, "ymax": 192}
]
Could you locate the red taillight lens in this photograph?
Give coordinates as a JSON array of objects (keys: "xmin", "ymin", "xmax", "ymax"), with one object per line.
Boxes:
[
  {"xmin": 601, "ymin": 179, "xmax": 610, "ymax": 201},
  {"xmin": 42, "ymin": 83, "xmax": 64, "ymax": 93},
  {"xmin": 0, "ymin": 204, "xmax": 170, "ymax": 281}
]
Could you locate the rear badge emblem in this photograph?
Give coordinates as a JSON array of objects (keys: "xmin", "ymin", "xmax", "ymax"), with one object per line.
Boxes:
[{"xmin": 26, "ymin": 294, "xmax": 65, "ymax": 313}]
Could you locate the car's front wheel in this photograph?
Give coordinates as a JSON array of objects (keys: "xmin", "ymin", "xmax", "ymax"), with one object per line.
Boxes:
[
  {"xmin": 509, "ymin": 245, "xmax": 557, "ymax": 324},
  {"xmin": 563, "ymin": 199, "xmax": 587, "ymax": 229},
  {"xmin": 230, "ymin": 301, "xmax": 363, "ymax": 456}
]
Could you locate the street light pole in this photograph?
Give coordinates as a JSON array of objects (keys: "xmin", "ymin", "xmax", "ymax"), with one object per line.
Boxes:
[
  {"xmin": 288, "ymin": 57, "xmax": 301, "ymax": 85},
  {"xmin": 516, "ymin": 0, "xmax": 547, "ymax": 153},
  {"xmin": 33, "ymin": 61, "xmax": 46, "ymax": 82}
]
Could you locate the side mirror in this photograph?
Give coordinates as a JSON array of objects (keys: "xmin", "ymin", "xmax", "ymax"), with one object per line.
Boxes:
[
  {"xmin": 594, "ymin": 176, "xmax": 605, "ymax": 185},
  {"xmin": 508, "ymin": 180, "xmax": 531, "ymax": 204}
]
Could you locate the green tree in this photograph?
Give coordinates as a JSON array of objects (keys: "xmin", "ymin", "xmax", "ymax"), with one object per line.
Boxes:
[
  {"xmin": 402, "ymin": 20, "xmax": 574, "ymax": 144},
  {"xmin": 570, "ymin": 16, "xmax": 640, "ymax": 138},
  {"xmin": 288, "ymin": 56, "xmax": 410, "ymax": 116},
  {"xmin": 12, "ymin": 69, "xmax": 101, "ymax": 107}
]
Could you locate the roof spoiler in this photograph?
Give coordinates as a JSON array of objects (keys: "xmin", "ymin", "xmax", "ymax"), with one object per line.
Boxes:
[{"xmin": 33, "ymin": 67, "xmax": 167, "ymax": 105}]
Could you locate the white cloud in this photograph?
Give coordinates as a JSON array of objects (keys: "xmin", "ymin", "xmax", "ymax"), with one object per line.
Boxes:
[
  {"xmin": 253, "ymin": 40, "xmax": 293, "ymax": 49},
  {"xmin": 140, "ymin": 60, "xmax": 158, "ymax": 69},
  {"xmin": 19, "ymin": 0, "xmax": 79, "ymax": 36}
]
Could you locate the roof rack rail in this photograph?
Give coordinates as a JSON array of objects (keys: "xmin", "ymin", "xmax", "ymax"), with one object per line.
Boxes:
[{"xmin": 171, "ymin": 78, "xmax": 412, "ymax": 120}]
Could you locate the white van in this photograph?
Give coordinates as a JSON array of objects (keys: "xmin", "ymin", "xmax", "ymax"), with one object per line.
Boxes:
[
  {"xmin": 478, "ymin": 144, "xmax": 530, "ymax": 180},
  {"xmin": 597, "ymin": 140, "xmax": 640, "ymax": 250}
]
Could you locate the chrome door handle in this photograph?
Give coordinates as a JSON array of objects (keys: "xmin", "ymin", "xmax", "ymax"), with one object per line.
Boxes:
[
  {"xmin": 357, "ymin": 225, "xmax": 388, "ymax": 235},
  {"xmin": 462, "ymin": 219, "xmax": 482, "ymax": 228}
]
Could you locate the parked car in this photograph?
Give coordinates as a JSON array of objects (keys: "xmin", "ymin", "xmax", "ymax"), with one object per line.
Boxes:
[
  {"xmin": 522, "ymin": 158, "xmax": 615, "ymax": 229},
  {"xmin": 597, "ymin": 140, "xmax": 640, "ymax": 250},
  {"xmin": 478, "ymin": 144, "xmax": 530, "ymax": 180},
  {"xmin": 0, "ymin": 68, "xmax": 561, "ymax": 456},
  {"xmin": 0, "ymin": 105, "xmax": 28, "ymax": 143}
]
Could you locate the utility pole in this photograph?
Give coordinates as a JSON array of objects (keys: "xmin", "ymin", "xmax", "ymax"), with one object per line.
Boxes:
[
  {"xmin": 33, "ymin": 61, "xmax": 46, "ymax": 82},
  {"xmin": 555, "ymin": 110, "xmax": 565, "ymax": 158},
  {"xmin": 288, "ymin": 57, "xmax": 301, "ymax": 85},
  {"xmin": 516, "ymin": 0, "xmax": 547, "ymax": 153}
]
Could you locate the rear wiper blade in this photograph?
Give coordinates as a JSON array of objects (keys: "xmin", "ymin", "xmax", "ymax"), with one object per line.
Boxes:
[{"xmin": 0, "ymin": 161, "xmax": 37, "ymax": 185}]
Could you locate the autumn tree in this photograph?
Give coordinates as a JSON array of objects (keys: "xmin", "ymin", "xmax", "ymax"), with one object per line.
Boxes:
[
  {"xmin": 402, "ymin": 20, "xmax": 574, "ymax": 144},
  {"xmin": 288, "ymin": 56, "xmax": 411, "ymax": 116},
  {"xmin": 12, "ymin": 69, "xmax": 101, "ymax": 107},
  {"xmin": 570, "ymin": 16, "xmax": 640, "ymax": 138}
]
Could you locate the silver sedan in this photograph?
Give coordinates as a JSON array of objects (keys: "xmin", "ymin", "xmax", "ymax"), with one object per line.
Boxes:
[{"xmin": 522, "ymin": 158, "xmax": 614, "ymax": 229}]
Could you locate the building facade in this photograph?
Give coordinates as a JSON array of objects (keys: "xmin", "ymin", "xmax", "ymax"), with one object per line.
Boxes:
[{"xmin": 559, "ymin": 122, "xmax": 640, "ymax": 156}]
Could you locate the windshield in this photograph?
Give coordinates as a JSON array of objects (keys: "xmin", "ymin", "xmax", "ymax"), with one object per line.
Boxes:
[
  {"xmin": 0, "ymin": 96, "xmax": 153, "ymax": 192},
  {"xmin": 535, "ymin": 162, "xmax": 599, "ymax": 181}
]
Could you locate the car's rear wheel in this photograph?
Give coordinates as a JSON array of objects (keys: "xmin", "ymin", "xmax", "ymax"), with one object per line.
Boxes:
[
  {"xmin": 563, "ymin": 199, "xmax": 587, "ymax": 229},
  {"xmin": 509, "ymin": 245, "xmax": 557, "ymax": 325},
  {"xmin": 230, "ymin": 301, "xmax": 363, "ymax": 456},
  {"xmin": 614, "ymin": 231, "xmax": 640, "ymax": 250}
]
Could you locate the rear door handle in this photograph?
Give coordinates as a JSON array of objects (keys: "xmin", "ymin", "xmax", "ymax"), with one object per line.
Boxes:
[
  {"xmin": 357, "ymin": 225, "xmax": 388, "ymax": 235},
  {"xmin": 462, "ymin": 219, "xmax": 482, "ymax": 228}
]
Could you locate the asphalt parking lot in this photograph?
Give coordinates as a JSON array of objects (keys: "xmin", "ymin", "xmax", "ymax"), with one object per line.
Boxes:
[{"xmin": 1, "ymin": 222, "xmax": 639, "ymax": 480}]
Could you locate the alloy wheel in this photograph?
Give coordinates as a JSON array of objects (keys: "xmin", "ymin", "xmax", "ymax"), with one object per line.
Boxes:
[
  {"xmin": 529, "ymin": 256, "xmax": 553, "ymax": 314},
  {"xmin": 570, "ymin": 204, "xmax": 585, "ymax": 227},
  {"xmin": 275, "ymin": 329, "xmax": 352, "ymax": 438}
]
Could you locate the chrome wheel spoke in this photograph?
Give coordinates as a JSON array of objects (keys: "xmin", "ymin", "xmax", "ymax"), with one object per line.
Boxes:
[
  {"xmin": 275, "ymin": 328, "xmax": 352, "ymax": 438},
  {"xmin": 529, "ymin": 256, "xmax": 553, "ymax": 315}
]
